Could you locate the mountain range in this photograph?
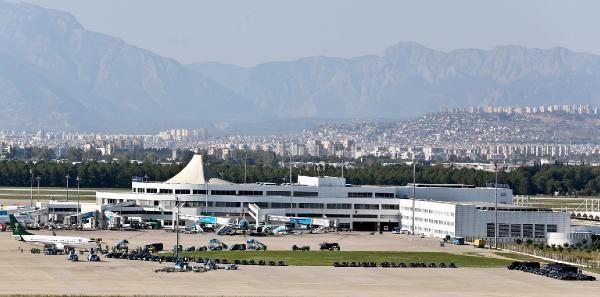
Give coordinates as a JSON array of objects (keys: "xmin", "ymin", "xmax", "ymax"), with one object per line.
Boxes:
[{"xmin": 1, "ymin": 1, "xmax": 599, "ymax": 133}]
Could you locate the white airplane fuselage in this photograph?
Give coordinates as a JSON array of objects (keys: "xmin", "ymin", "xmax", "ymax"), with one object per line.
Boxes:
[{"xmin": 13, "ymin": 234, "xmax": 97, "ymax": 250}]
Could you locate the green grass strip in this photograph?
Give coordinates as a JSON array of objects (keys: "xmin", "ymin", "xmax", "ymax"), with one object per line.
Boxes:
[{"xmin": 176, "ymin": 250, "xmax": 511, "ymax": 267}]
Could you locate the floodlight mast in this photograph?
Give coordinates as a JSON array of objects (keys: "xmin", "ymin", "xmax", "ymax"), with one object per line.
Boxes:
[
  {"xmin": 288, "ymin": 153, "xmax": 294, "ymax": 216},
  {"xmin": 412, "ymin": 158, "xmax": 416, "ymax": 235},
  {"xmin": 175, "ymin": 195, "xmax": 181, "ymax": 260},
  {"xmin": 29, "ymin": 169, "xmax": 33, "ymax": 207},
  {"xmin": 494, "ymin": 162, "xmax": 499, "ymax": 249}
]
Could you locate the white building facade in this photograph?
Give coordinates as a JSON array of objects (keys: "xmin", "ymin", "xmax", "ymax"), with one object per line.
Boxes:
[{"xmin": 95, "ymin": 155, "xmax": 569, "ymax": 238}]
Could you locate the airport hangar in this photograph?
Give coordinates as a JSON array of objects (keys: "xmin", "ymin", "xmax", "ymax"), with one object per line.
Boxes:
[{"xmin": 19, "ymin": 155, "xmax": 567, "ymax": 242}]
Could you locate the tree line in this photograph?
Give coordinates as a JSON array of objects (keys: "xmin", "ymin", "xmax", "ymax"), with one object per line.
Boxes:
[{"xmin": 1, "ymin": 160, "xmax": 600, "ymax": 196}]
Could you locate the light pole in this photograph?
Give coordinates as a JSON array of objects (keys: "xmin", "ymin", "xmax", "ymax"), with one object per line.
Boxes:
[
  {"xmin": 76, "ymin": 176, "xmax": 81, "ymax": 227},
  {"xmin": 411, "ymin": 159, "xmax": 416, "ymax": 235},
  {"xmin": 36, "ymin": 176, "xmax": 41, "ymax": 203},
  {"xmin": 494, "ymin": 162, "xmax": 499, "ymax": 249},
  {"xmin": 29, "ymin": 169, "xmax": 33, "ymax": 207},
  {"xmin": 289, "ymin": 153, "xmax": 294, "ymax": 216},
  {"xmin": 204, "ymin": 180, "xmax": 209, "ymax": 216},
  {"xmin": 65, "ymin": 174, "xmax": 70, "ymax": 202},
  {"xmin": 244, "ymin": 151, "xmax": 247, "ymax": 184},
  {"xmin": 175, "ymin": 195, "xmax": 180, "ymax": 260}
]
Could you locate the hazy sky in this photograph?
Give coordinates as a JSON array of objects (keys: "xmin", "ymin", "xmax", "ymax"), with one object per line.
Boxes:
[{"xmin": 13, "ymin": 0, "xmax": 600, "ymax": 66}]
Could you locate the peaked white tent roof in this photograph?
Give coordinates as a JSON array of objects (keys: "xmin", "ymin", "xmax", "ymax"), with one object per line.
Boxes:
[
  {"xmin": 165, "ymin": 154, "xmax": 232, "ymax": 185},
  {"xmin": 166, "ymin": 154, "xmax": 207, "ymax": 184}
]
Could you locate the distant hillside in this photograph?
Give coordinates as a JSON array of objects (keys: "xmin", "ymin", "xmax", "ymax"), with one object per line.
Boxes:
[
  {"xmin": 311, "ymin": 112, "xmax": 600, "ymax": 145},
  {"xmin": 2, "ymin": 0, "xmax": 600, "ymax": 133},
  {"xmin": 0, "ymin": 1, "xmax": 247, "ymax": 132},
  {"xmin": 190, "ymin": 43, "xmax": 600, "ymax": 120}
]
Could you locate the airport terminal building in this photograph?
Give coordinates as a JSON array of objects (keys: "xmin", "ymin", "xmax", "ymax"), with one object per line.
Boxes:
[{"xmin": 94, "ymin": 155, "xmax": 570, "ymax": 241}]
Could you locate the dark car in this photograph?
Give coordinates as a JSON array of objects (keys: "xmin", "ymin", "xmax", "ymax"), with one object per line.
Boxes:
[
  {"xmin": 144, "ymin": 243, "xmax": 164, "ymax": 252},
  {"xmin": 319, "ymin": 242, "xmax": 340, "ymax": 251},
  {"xmin": 292, "ymin": 244, "xmax": 310, "ymax": 251},
  {"xmin": 229, "ymin": 244, "xmax": 246, "ymax": 251}
]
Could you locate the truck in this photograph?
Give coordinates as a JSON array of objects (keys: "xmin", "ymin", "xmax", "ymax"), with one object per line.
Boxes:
[
  {"xmin": 319, "ymin": 242, "xmax": 340, "ymax": 251},
  {"xmin": 246, "ymin": 239, "xmax": 267, "ymax": 251},
  {"xmin": 208, "ymin": 239, "xmax": 228, "ymax": 251},
  {"xmin": 144, "ymin": 243, "xmax": 164, "ymax": 253},
  {"xmin": 473, "ymin": 239, "xmax": 486, "ymax": 248},
  {"xmin": 451, "ymin": 237, "xmax": 465, "ymax": 245}
]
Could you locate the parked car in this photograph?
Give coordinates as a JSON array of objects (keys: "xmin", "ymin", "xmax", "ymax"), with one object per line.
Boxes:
[
  {"xmin": 292, "ymin": 244, "xmax": 310, "ymax": 251},
  {"xmin": 319, "ymin": 242, "xmax": 340, "ymax": 251},
  {"xmin": 229, "ymin": 243, "xmax": 246, "ymax": 251}
]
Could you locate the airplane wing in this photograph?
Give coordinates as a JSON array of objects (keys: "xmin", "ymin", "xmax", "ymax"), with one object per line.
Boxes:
[{"xmin": 20, "ymin": 240, "xmax": 53, "ymax": 248}]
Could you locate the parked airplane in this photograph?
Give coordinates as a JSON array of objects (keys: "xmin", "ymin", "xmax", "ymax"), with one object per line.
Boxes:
[{"xmin": 9, "ymin": 214, "xmax": 98, "ymax": 251}]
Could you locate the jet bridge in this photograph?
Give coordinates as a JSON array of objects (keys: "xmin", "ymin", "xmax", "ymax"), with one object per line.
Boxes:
[
  {"xmin": 103, "ymin": 210, "xmax": 122, "ymax": 229},
  {"xmin": 177, "ymin": 213, "xmax": 232, "ymax": 232},
  {"xmin": 248, "ymin": 203, "xmax": 335, "ymax": 233}
]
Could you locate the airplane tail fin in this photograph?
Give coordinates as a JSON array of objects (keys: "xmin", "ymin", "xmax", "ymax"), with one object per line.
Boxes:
[{"xmin": 9, "ymin": 214, "xmax": 33, "ymax": 236}]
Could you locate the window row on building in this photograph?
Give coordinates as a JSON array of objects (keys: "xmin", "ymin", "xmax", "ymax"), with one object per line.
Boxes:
[
  {"xmin": 347, "ymin": 192, "xmax": 395, "ymax": 198},
  {"xmin": 403, "ymin": 215, "xmax": 455, "ymax": 227},
  {"xmin": 401, "ymin": 206, "xmax": 454, "ymax": 217},
  {"xmin": 115, "ymin": 199, "xmax": 400, "ymax": 211},
  {"xmin": 486, "ymin": 223, "xmax": 558, "ymax": 238},
  {"xmin": 133, "ymin": 188, "xmax": 396, "ymax": 199}
]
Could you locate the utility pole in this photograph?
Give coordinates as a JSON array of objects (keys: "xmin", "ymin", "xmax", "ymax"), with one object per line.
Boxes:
[
  {"xmin": 65, "ymin": 174, "xmax": 70, "ymax": 202},
  {"xmin": 494, "ymin": 162, "xmax": 499, "ymax": 249},
  {"xmin": 412, "ymin": 158, "xmax": 416, "ymax": 235},
  {"xmin": 341, "ymin": 159, "xmax": 344, "ymax": 179}
]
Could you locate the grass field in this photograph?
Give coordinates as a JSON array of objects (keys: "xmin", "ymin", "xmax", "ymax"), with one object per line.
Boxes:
[
  {"xmin": 515, "ymin": 196, "xmax": 591, "ymax": 210},
  {"xmin": 493, "ymin": 251, "xmax": 541, "ymax": 262},
  {"xmin": 177, "ymin": 250, "xmax": 511, "ymax": 267},
  {"xmin": 0, "ymin": 187, "xmax": 129, "ymax": 201}
]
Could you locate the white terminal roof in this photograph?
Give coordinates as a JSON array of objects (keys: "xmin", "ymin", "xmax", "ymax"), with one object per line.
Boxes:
[{"xmin": 165, "ymin": 154, "xmax": 231, "ymax": 185}]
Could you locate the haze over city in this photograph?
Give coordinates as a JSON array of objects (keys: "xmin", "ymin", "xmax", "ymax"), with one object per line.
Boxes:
[
  {"xmin": 0, "ymin": 0, "xmax": 600, "ymax": 133},
  {"xmin": 12, "ymin": 0, "xmax": 600, "ymax": 66}
]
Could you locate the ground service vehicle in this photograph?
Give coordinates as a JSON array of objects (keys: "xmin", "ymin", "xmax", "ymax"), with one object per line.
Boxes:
[
  {"xmin": 208, "ymin": 239, "xmax": 228, "ymax": 251},
  {"xmin": 292, "ymin": 244, "xmax": 310, "ymax": 251},
  {"xmin": 67, "ymin": 253, "xmax": 79, "ymax": 261},
  {"xmin": 319, "ymin": 242, "xmax": 340, "ymax": 251},
  {"xmin": 246, "ymin": 239, "xmax": 267, "ymax": 251},
  {"xmin": 144, "ymin": 243, "xmax": 163, "ymax": 252},
  {"xmin": 451, "ymin": 237, "xmax": 465, "ymax": 245},
  {"xmin": 229, "ymin": 243, "xmax": 246, "ymax": 251},
  {"xmin": 473, "ymin": 239, "xmax": 486, "ymax": 248},
  {"xmin": 44, "ymin": 247, "xmax": 58, "ymax": 255}
]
